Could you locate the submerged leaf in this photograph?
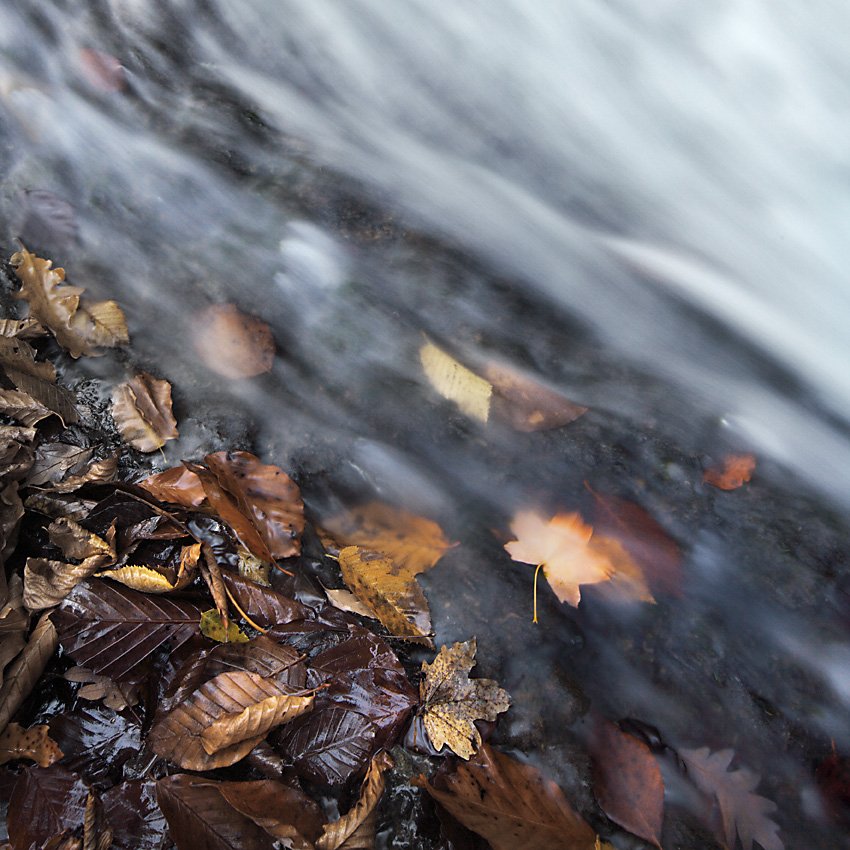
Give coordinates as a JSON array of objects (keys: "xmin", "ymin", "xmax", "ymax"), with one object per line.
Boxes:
[
  {"xmin": 421, "ymin": 744, "xmax": 596, "ymax": 850},
  {"xmin": 11, "ymin": 247, "xmax": 128, "ymax": 357},
  {"xmin": 111, "ymin": 372, "xmax": 179, "ymax": 452},
  {"xmin": 0, "ymin": 722, "xmax": 63, "ymax": 767},
  {"xmin": 419, "ymin": 340, "xmax": 492, "ymax": 422},
  {"xmin": 419, "ymin": 638, "xmax": 510, "ymax": 760},
  {"xmin": 192, "ymin": 303, "xmax": 275, "ymax": 379},
  {"xmin": 149, "ymin": 670, "xmax": 313, "ymax": 770},
  {"xmin": 703, "ymin": 454, "xmax": 756, "ymax": 491}
]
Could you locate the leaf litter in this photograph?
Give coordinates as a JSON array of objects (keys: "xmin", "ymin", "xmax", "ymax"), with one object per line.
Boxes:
[{"xmin": 0, "ymin": 246, "xmax": 790, "ymax": 850}]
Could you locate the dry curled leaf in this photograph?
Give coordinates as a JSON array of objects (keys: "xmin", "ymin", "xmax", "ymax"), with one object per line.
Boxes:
[
  {"xmin": 680, "ymin": 746, "xmax": 783, "ymax": 850},
  {"xmin": 317, "ymin": 750, "xmax": 393, "ymax": 850},
  {"xmin": 338, "ymin": 546, "xmax": 432, "ymax": 643},
  {"xmin": 420, "ymin": 744, "xmax": 596, "ymax": 850},
  {"xmin": 111, "ymin": 373, "xmax": 179, "ymax": 453},
  {"xmin": 149, "ymin": 670, "xmax": 313, "ymax": 770},
  {"xmin": 419, "ymin": 340, "xmax": 492, "ymax": 422},
  {"xmin": 192, "ymin": 304, "xmax": 275, "ymax": 379},
  {"xmin": 703, "ymin": 454, "xmax": 756, "ymax": 491},
  {"xmin": 419, "ymin": 638, "xmax": 510, "ymax": 760},
  {"xmin": 0, "ymin": 722, "xmax": 63, "ymax": 767},
  {"xmin": 11, "ymin": 247, "xmax": 128, "ymax": 358}
]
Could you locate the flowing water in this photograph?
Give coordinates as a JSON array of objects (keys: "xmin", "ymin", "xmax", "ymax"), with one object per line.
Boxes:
[{"xmin": 1, "ymin": 1, "xmax": 849, "ymax": 846}]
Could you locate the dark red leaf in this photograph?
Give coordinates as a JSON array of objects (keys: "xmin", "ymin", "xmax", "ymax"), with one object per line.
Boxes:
[
  {"xmin": 102, "ymin": 780, "xmax": 168, "ymax": 850},
  {"xmin": 7, "ymin": 765, "xmax": 88, "ymax": 850},
  {"xmin": 51, "ymin": 579, "xmax": 202, "ymax": 681}
]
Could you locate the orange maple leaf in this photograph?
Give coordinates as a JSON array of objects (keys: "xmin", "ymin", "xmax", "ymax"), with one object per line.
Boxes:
[{"xmin": 504, "ymin": 511, "xmax": 619, "ymax": 619}]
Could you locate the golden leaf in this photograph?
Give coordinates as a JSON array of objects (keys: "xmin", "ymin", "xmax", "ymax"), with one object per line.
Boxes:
[
  {"xmin": 317, "ymin": 751, "xmax": 393, "ymax": 850},
  {"xmin": 10, "ymin": 247, "xmax": 128, "ymax": 358},
  {"xmin": 419, "ymin": 340, "xmax": 492, "ymax": 422},
  {"xmin": 419, "ymin": 638, "xmax": 510, "ymax": 760},
  {"xmin": 338, "ymin": 547, "xmax": 431, "ymax": 643},
  {"xmin": 199, "ymin": 609, "xmax": 250, "ymax": 644},
  {"xmin": 149, "ymin": 669, "xmax": 313, "ymax": 770},
  {"xmin": 111, "ymin": 372, "xmax": 179, "ymax": 453},
  {"xmin": 0, "ymin": 722, "xmax": 62, "ymax": 767}
]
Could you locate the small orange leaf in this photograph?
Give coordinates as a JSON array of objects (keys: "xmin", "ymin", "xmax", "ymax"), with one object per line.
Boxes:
[{"xmin": 704, "ymin": 454, "xmax": 756, "ymax": 490}]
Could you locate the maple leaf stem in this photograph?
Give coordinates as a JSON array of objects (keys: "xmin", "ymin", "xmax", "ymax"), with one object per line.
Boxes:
[{"xmin": 532, "ymin": 562, "xmax": 544, "ymax": 624}]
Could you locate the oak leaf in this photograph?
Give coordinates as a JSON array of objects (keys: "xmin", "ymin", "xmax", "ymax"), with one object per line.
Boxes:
[
  {"xmin": 420, "ymin": 743, "xmax": 596, "ymax": 850},
  {"xmin": 111, "ymin": 372, "xmax": 179, "ymax": 452},
  {"xmin": 704, "ymin": 454, "xmax": 756, "ymax": 491},
  {"xmin": 317, "ymin": 750, "xmax": 393, "ymax": 850},
  {"xmin": 680, "ymin": 746, "xmax": 783, "ymax": 850},
  {"xmin": 192, "ymin": 303, "xmax": 275, "ymax": 379},
  {"xmin": 11, "ymin": 247, "xmax": 129, "ymax": 357},
  {"xmin": 148, "ymin": 669, "xmax": 313, "ymax": 770},
  {"xmin": 0, "ymin": 722, "xmax": 63, "ymax": 767},
  {"xmin": 419, "ymin": 638, "xmax": 510, "ymax": 760}
]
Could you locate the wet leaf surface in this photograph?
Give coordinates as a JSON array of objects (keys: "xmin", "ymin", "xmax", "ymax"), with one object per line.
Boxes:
[
  {"xmin": 102, "ymin": 780, "xmax": 168, "ymax": 850},
  {"xmin": 0, "ymin": 722, "xmax": 62, "ymax": 767},
  {"xmin": 140, "ymin": 466, "xmax": 207, "ymax": 508},
  {"xmin": 63, "ymin": 666, "xmax": 139, "ymax": 711},
  {"xmin": 51, "ymin": 580, "xmax": 202, "ymax": 681},
  {"xmin": 419, "ymin": 639, "xmax": 509, "ymax": 760},
  {"xmin": 419, "ymin": 340, "xmax": 492, "ymax": 423},
  {"xmin": 421, "ymin": 744, "xmax": 596, "ymax": 850},
  {"xmin": 221, "ymin": 571, "xmax": 310, "ymax": 629},
  {"xmin": 111, "ymin": 373, "xmax": 179, "ymax": 453}
]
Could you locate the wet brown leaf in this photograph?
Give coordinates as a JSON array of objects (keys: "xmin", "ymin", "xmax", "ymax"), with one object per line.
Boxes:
[
  {"xmin": 64, "ymin": 666, "xmax": 140, "ymax": 711},
  {"xmin": 680, "ymin": 746, "xmax": 783, "ymax": 850},
  {"xmin": 54, "ymin": 457, "xmax": 118, "ymax": 492},
  {"xmin": 192, "ymin": 303, "xmax": 275, "ymax": 379},
  {"xmin": 102, "ymin": 780, "xmax": 168, "ymax": 850},
  {"xmin": 0, "ymin": 424, "xmax": 36, "ymax": 485},
  {"xmin": 0, "ymin": 574, "xmax": 27, "ymax": 683},
  {"xmin": 703, "ymin": 454, "xmax": 756, "ymax": 491},
  {"xmin": 139, "ymin": 464, "xmax": 207, "ymax": 507},
  {"xmin": 0, "ymin": 387, "xmax": 54, "ymax": 425},
  {"xmin": 11, "ymin": 247, "xmax": 129, "ymax": 358},
  {"xmin": 26, "ymin": 444, "xmax": 94, "ymax": 487},
  {"xmin": 0, "ymin": 612, "xmax": 57, "ymax": 735},
  {"xmin": 591, "ymin": 720, "xmax": 663, "ymax": 847},
  {"xmin": 216, "ymin": 780, "xmax": 324, "ymax": 849},
  {"xmin": 419, "ymin": 638, "xmax": 510, "ymax": 760},
  {"xmin": 420, "ymin": 744, "xmax": 596, "ymax": 850},
  {"xmin": 221, "ymin": 571, "xmax": 310, "ymax": 628},
  {"xmin": 0, "ymin": 722, "xmax": 63, "ymax": 766},
  {"xmin": 0, "ymin": 316, "xmax": 44, "ymax": 338},
  {"xmin": 317, "ymin": 750, "xmax": 393, "ymax": 850},
  {"xmin": 485, "ymin": 361, "xmax": 587, "ymax": 431},
  {"xmin": 111, "ymin": 372, "xmax": 179, "ymax": 452},
  {"xmin": 338, "ymin": 546, "xmax": 432, "ymax": 643},
  {"xmin": 0, "ymin": 480, "xmax": 24, "ymax": 563},
  {"xmin": 149, "ymin": 669, "xmax": 313, "ymax": 770}
]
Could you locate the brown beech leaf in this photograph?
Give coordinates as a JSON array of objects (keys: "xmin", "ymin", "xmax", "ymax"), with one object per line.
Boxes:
[
  {"xmin": 216, "ymin": 780, "xmax": 324, "ymax": 849},
  {"xmin": 51, "ymin": 579, "xmax": 202, "ymax": 680},
  {"xmin": 0, "ymin": 576, "xmax": 28, "ymax": 685},
  {"xmin": 703, "ymin": 454, "xmax": 756, "ymax": 491},
  {"xmin": 419, "ymin": 638, "xmax": 510, "ymax": 760},
  {"xmin": 0, "ymin": 722, "xmax": 63, "ymax": 767},
  {"xmin": 484, "ymin": 361, "xmax": 587, "ymax": 432},
  {"xmin": 323, "ymin": 502, "xmax": 454, "ymax": 576},
  {"xmin": 221, "ymin": 572, "xmax": 310, "ymax": 628},
  {"xmin": 0, "ymin": 480, "xmax": 24, "ymax": 563},
  {"xmin": 317, "ymin": 750, "xmax": 393, "ymax": 850},
  {"xmin": 8, "ymin": 765, "xmax": 90, "ymax": 850},
  {"xmin": 325, "ymin": 586, "xmax": 379, "ymax": 619},
  {"xmin": 419, "ymin": 339, "xmax": 492, "ymax": 422},
  {"xmin": 420, "ymin": 744, "xmax": 596, "ymax": 850},
  {"xmin": 0, "ymin": 334, "xmax": 79, "ymax": 425},
  {"xmin": 111, "ymin": 372, "xmax": 179, "ymax": 452},
  {"xmin": 26, "ymin": 444, "xmax": 94, "ymax": 487},
  {"xmin": 156, "ymin": 773, "xmax": 276, "ymax": 850},
  {"xmin": 11, "ymin": 247, "xmax": 129, "ymax": 358},
  {"xmin": 192, "ymin": 303, "xmax": 275, "ymax": 379},
  {"xmin": 680, "ymin": 747, "xmax": 783, "ymax": 850},
  {"xmin": 591, "ymin": 720, "xmax": 663, "ymax": 847},
  {"xmin": 149, "ymin": 669, "xmax": 313, "ymax": 770},
  {"xmin": 64, "ymin": 666, "xmax": 140, "ymax": 711},
  {"xmin": 0, "ymin": 316, "xmax": 45, "ymax": 338},
  {"xmin": 53, "ymin": 457, "xmax": 118, "ymax": 492},
  {"xmin": 102, "ymin": 780, "xmax": 168, "ymax": 850},
  {"xmin": 97, "ymin": 554, "xmax": 197, "ymax": 594},
  {"xmin": 587, "ymin": 488, "xmax": 682, "ymax": 598},
  {"xmin": 0, "ymin": 611, "xmax": 57, "ymax": 735},
  {"xmin": 0, "ymin": 387, "xmax": 55, "ymax": 426},
  {"xmin": 338, "ymin": 546, "xmax": 432, "ymax": 643},
  {"xmin": 139, "ymin": 464, "xmax": 207, "ymax": 507}
]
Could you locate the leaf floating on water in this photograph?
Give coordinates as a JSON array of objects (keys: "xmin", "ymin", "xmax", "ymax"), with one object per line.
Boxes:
[
  {"xmin": 419, "ymin": 638, "xmax": 510, "ymax": 760},
  {"xmin": 419, "ymin": 340, "xmax": 492, "ymax": 422},
  {"xmin": 0, "ymin": 722, "xmax": 63, "ymax": 767},
  {"xmin": 200, "ymin": 609, "xmax": 250, "ymax": 643},
  {"xmin": 484, "ymin": 361, "xmax": 587, "ymax": 432},
  {"xmin": 149, "ymin": 669, "xmax": 313, "ymax": 771},
  {"xmin": 590, "ymin": 720, "xmax": 664, "ymax": 847},
  {"xmin": 338, "ymin": 546, "xmax": 432, "ymax": 643},
  {"xmin": 317, "ymin": 750, "xmax": 393, "ymax": 850},
  {"xmin": 139, "ymin": 464, "xmax": 206, "ymax": 507},
  {"xmin": 192, "ymin": 303, "xmax": 275, "ymax": 379},
  {"xmin": 703, "ymin": 454, "xmax": 756, "ymax": 491},
  {"xmin": 420, "ymin": 743, "xmax": 596, "ymax": 850},
  {"xmin": 216, "ymin": 779, "xmax": 324, "ymax": 849},
  {"xmin": 51, "ymin": 579, "xmax": 202, "ymax": 681},
  {"xmin": 11, "ymin": 246, "xmax": 128, "ymax": 358},
  {"xmin": 679, "ymin": 746, "xmax": 783, "ymax": 850},
  {"xmin": 111, "ymin": 372, "xmax": 179, "ymax": 453}
]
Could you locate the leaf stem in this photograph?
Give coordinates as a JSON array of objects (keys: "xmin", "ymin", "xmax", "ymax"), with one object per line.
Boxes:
[{"xmin": 532, "ymin": 562, "xmax": 544, "ymax": 624}]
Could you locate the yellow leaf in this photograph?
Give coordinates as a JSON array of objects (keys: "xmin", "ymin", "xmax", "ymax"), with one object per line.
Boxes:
[
  {"xmin": 419, "ymin": 340, "xmax": 492, "ymax": 422},
  {"xmin": 200, "ymin": 609, "xmax": 249, "ymax": 643}
]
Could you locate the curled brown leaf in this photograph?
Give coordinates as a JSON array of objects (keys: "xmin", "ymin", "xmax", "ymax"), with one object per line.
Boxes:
[{"xmin": 111, "ymin": 373, "xmax": 179, "ymax": 453}]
